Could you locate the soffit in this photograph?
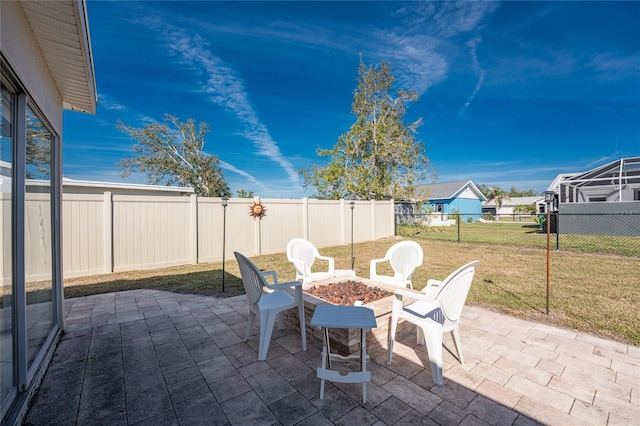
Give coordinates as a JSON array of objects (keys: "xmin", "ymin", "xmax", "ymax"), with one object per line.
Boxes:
[{"xmin": 20, "ymin": 0, "xmax": 97, "ymax": 114}]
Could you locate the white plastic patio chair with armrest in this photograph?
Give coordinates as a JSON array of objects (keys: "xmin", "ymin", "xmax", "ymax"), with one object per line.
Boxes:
[
  {"xmin": 234, "ymin": 251, "xmax": 307, "ymax": 360},
  {"xmin": 287, "ymin": 238, "xmax": 355, "ymax": 283},
  {"xmin": 387, "ymin": 260, "xmax": 479, "ymax": 385},
  {"xmin": 369, "ymin": 240, "xmax": 424, "ymax": 289}
]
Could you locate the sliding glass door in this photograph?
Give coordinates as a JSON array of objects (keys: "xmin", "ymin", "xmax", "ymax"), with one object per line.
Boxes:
[
  {"xmin": 0, "ymin": 80, "xmax": 16, "ymax": 419},
  {"xmin": 25, "ymin": 105, "xmax": 54, "ymax": 370},
  {"xmin": 1, "ymin": 63, "xmax": 59, "ymax": 421}
]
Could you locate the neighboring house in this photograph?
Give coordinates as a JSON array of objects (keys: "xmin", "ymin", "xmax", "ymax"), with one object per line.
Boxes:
[
  {"xmin": 546, "ymin": 157, "xmax": 640, "ymax": 237},
  {"xmin": 1, "ymin": 1, "xmax": 97, "ymax": 423},
  {"xmin": 1, "ymin": 168, "xmax": 195, "ymax": 196},
  {"xmin": 61, "ymin": 177, "xmax": 194, "ymax": 196},
  {"xmin": 549, "ymin": 157, "xmax": 640, "ymax": 205},
  {"xmin": 414, "ymin": 180, "xmax": 487, "ymax": 222},
  {"xmin": 483, "ymin": 196, "xmax": 545, "ymax": 216}
]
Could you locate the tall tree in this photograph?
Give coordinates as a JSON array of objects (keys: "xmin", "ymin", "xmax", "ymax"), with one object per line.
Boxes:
[
  {"xmin": 299, "ymin": 59, "xmax": 433, "ymax": 200},
  {"xmin": 117, "ymin": 114, "xmax": 230, "ymax": 197},
  {"xmin": 486, "ymin": 186, "xmax": 510, "ymax": 209}
]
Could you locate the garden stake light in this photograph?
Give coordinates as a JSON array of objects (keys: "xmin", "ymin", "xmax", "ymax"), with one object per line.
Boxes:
[
  {"xmin": 222, "ymin": 196, "xmax": 228, "ymax": 292},
  {"xmin": 350, "ymin": 201, "xmax": 355, "ymax": 270},
  {"xmin": 544, "ymin": 190, "xmax": 555, "ymax": 315}
]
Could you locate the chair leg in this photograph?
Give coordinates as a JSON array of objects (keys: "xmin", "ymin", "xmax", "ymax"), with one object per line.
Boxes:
[
  {"xmin": 258, "ymin": 311, "xmax": 278, "ymax": 361},
  {"xmin": 450, "ymin": 326, "xmax": 464, "ymax": 365},
  {"xmin": 245, "ymin": 310, "xmax": 255, "ymax": 342},
  {"xmin": 387, "ymin": 312, "xmax": 398, "ymax": 365},
  {"xmin": 416, "ymin": 326, "xmax": 425, "ymax": 346},
  {"xmin": 277, "ymin": 311, "xmax": 284, "ymax": 330},
  {"xmin": 420, "ymin": 324, "xmax": 444, "ymax": 386},
  {"xmin": 298, "ymin": 303, "xmax": 307, "ymax": 351}
]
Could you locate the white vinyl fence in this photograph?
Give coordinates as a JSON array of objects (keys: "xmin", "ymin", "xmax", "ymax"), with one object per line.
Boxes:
[{"xmin": 57, "ymin": 194, "xmax": 394, "ymax": 279}]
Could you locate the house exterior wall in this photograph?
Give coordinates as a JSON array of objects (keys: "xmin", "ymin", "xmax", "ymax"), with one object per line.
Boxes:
[
  {"xmin": 2, "ymin": 1, "xmax": 96, "ymax": 423},
  {"xmin": 2, "ymin": 3, "xmax": 63, "ymax": 423},
  {"xmin": 428, "ymin": 195, "xmax": 483, "ymax": 222}
]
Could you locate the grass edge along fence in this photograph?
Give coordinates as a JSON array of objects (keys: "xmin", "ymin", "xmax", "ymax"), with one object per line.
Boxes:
[
  {"xmin": 396, "ymin": 212, "xmax": 640, "ymax": 257},
  {"xmin": 395, "ymin": 212, "xmax": 639, "ymax": 345}
]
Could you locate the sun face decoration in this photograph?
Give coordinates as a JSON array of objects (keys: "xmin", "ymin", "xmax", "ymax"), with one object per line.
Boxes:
[{"xmin": 249, "ymin": 201, "xmax": 266, "ymax": 219}]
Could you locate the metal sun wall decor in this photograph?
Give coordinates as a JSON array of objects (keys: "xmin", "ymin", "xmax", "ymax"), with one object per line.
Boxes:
[{"xmin": 249, "ymin": 201, "xmax": 266, "ymax": 219}]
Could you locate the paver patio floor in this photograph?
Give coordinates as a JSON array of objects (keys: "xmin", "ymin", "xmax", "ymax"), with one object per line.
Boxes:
[{"xmin": 22, "ymin": 289, "xmax": 639, "ymax": 425}]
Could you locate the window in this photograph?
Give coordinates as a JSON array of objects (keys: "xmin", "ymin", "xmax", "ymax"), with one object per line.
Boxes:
[
  {"xmin": 634, "ymin": 189, "xmax": 640, "ymax": 201},
  {"xmin": 589, "ymin": 196, "xmax": 607, "ymax": 202}
]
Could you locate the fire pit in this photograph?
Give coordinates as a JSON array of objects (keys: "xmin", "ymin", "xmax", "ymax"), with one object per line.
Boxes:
[
  {"xmin": 306, "ymin": 280, "xmax": 393, "ymax": 306},
  {"xmin": 283, "ymin": 276, "xmax": 412, "ymax": 355}
]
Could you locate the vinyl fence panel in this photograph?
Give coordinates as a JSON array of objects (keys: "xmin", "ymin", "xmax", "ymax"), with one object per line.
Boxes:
[
  {"xmin": 53, "ymin": 193, "xmax": 395, "ymax": 279},
  {"xmin": 62, "ymin": 193, "xmax": 104, "ymax": 278}
]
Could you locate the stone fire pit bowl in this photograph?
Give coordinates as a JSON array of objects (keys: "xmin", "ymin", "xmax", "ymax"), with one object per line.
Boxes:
[{"xmin": 283, "ymin": 276, "xmax": 413, "ymax": 356}]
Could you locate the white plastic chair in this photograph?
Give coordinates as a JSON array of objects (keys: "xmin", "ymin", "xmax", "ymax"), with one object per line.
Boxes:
[
  {"xmin": 287, "ymin": 238, "xmax": 345, "ymax": 283},
  {"xmin": 369, "ymin": 241, "xmax": 424, "ymax": 289},
  {"xmin": 387, "ymin": 260, "xmax": 479, "ymax": 385},
  {"xmin": 235, "ymin": 251, "xmax": 307, "ymax": 360}
]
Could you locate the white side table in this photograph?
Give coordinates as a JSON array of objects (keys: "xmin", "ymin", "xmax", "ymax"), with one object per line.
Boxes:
[{"xmin": 310, "ymin": 305, "xmax": 377, "ymax": 403}]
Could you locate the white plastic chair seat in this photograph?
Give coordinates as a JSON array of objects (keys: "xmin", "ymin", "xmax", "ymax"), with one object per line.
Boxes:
[
  {"xmin": 235, "ymin": 251, "xmax": 307, "ymax": 361},
  {"xmin": 387, "ymin": 261, "xmax": 479, "ymax": 386},
  {"xmin": 370, "ymin": 241, "xmax": 424, "ymax": 289},
  {"xmin": 258, "ymin": 290, "xmax": 295, "ymax": 311}
]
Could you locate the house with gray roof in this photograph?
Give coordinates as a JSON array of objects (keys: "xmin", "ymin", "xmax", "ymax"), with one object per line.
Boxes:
[{"xmin": 413, "ymin": 180, "xmax": 486, "ymax": 222}]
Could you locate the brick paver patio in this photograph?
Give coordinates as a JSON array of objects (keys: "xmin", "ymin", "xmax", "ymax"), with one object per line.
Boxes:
[{"xmin": 22, "ymin": 289, "xmax": 640, "ymax": 425}]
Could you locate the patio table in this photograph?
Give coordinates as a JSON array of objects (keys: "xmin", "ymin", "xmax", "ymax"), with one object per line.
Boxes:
[{"xmin": 310, "ymin": 304, "xmax": 377, "ymax": 403}]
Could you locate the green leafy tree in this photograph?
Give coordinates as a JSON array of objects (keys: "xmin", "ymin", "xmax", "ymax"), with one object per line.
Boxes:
[
  {"xmin": 477, "ymin": 183, "xmax": 490, "ymax": 199},
  {"xmin": 236, "ymin": 189, "xmax": 254, "ymax": 198},
  {"xmin": 299, "ymin": 58, "xmax": 433, "ymax": 200},
  {"xmin": 486, "ymin": 186, "xmax": 510, "ymax": 209},
  {"xmin": 117, "ymin": 114, "xmax": 230, "ymax": 197},
  {"xmin": 509, "ymin": 186, "xmax": 538, "ymax": 197}
]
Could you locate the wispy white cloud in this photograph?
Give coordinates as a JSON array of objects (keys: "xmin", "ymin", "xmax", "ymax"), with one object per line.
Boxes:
[
  {"xmin": 96, "ymin": 94, "xmax": 155, "ymax": 125},
  {"xmin": 459, "ymin": 37, "xmax": 485, "ymax": 115},
  {"xmin": 431, "ymin": 1, "xmax": 499, "ymax": 37},
  {"xmin": 370, "ymin": 2, "xmax": 498, "ymax": 96},
  {"xmin": 219, "ymin": 160, "xmax": 266, "ymax": 191},
  {"xmin": 588, "ymin": 52, "xmax": 640, "ymax": 79},
  {"xmin": 140, "ymin": 18, "xmax": 301, "ymax": 188},
  {"xmin": 375, "ymin": 32, "xmax": 448, "ymax": 95}
]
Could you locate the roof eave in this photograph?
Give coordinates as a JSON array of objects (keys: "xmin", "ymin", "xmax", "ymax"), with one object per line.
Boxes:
[{"xmin": 21, "ymin": 0, "xmax": 97, "ymax": 114}]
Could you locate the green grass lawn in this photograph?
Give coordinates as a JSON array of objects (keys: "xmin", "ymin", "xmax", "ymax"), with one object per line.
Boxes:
[{"xmin": 62, "ymin": 236, "xmax": 640, "ymax": 345}]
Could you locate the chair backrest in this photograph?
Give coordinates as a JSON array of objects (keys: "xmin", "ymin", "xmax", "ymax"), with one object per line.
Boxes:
[
  {"xmin": 434, "ymin": 261, "xmax": 479, "ymax": 324},
  {"xmin": 287, "ymin": 238, "xmax": 318, "ymax": 272},
  {"xmin": 234, "ymin": 252, "xmax": 265, "ymax": 306},
  {"xmin": 388, "ymin": 241, "xmax": 424, "ymax": 274}
]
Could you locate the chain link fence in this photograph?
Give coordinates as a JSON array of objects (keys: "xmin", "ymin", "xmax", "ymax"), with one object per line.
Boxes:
[{"xmin": 395, "ymin": 212, "xmax": 640, "ymax": 257}]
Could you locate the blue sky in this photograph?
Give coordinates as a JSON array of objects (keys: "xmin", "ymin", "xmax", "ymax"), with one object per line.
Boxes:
[{"xmin": 63, "ymin": 1, "xmax": 640, "ymax": 198}]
